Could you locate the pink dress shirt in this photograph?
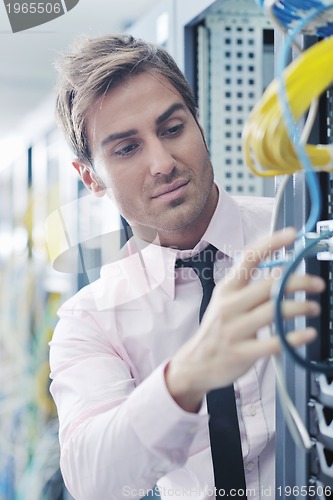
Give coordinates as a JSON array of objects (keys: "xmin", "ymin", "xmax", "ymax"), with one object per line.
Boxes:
[{"xmin": 49, "ymin": 186, "xmax": 275, "ymax": 500}]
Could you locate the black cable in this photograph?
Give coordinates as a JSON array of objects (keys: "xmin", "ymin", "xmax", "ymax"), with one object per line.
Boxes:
[{"xmin": 272, "ymin": 232, "xmax": 333, "ymax": 373}]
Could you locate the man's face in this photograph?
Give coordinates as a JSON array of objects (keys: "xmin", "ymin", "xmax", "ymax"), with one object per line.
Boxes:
[{"xmin": 78, "ymin": 71, "xmax": 217, "ymax": 247}]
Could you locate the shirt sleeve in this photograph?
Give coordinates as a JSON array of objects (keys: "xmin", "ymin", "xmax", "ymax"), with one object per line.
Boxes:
[{"xmin": 49, "ymin": 302, "xmax": 207, "ymax": 500}]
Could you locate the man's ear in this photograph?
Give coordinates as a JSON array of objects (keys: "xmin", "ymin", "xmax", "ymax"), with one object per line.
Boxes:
[{"xmin": 72, "ymin": 160, "xmax": 105, "ymax": 197}]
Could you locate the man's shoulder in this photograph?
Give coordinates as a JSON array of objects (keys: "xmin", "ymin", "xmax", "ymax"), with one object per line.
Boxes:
[
  {"xmin": 233, "ymin": 195, "xmax": 274, "ymax": 221},
  {"xmin": 57, "ymin": 249, "xmax": 160, "ymax": 315},
  {"xmin": 57, "ymin": 280, "xmax": 99, "ymax": 316},
  {"xmin": 232, "ymin": 195, "xmax": 274, "ymax": 242},
  {"xmin": 233, "ymin": 195, "xmax": 274, "ymax": 211}
]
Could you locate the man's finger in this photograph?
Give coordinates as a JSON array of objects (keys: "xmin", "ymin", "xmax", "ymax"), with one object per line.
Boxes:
[{"xmin": 224, "ymin": 227, "xmax": 297, "ymax": 291}]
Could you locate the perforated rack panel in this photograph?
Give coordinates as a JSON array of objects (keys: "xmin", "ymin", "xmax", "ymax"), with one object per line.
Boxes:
[
  {"xmin": 197, "ymin": 0, "xmax": 273, "ymax": 196},
  {"xmin": 275, "ymin": 53, "xmax": 333, "ymax": 499},
  {"xmin": 307, "ymin": 88, "xmax": 333, "ymax": 499}
]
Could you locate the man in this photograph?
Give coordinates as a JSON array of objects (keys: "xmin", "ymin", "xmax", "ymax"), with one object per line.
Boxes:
[{"xmin": 49, "ymin": 34, "xmax": 324, "ymax": 499}]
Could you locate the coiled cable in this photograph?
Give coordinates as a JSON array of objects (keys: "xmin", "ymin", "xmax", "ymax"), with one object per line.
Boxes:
[{"xmin": 256, "ymin": 0, "xmax": 333, "ymax": 37}]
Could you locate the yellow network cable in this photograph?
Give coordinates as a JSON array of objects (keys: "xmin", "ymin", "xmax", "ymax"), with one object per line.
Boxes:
[{"xmin": 242, "ymin": 35, "xmax": 333, "ymax": 176}]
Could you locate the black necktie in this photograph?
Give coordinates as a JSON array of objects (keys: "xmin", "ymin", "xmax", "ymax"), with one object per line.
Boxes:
[{"xmin": 176, "ymin": 244, "xmax": 247, "ymax": 499}]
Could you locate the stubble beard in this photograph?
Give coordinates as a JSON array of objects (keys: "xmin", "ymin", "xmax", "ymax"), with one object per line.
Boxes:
[{"xmin": 148, "ymin": 173, "xmax": 215, "ymax": 234}]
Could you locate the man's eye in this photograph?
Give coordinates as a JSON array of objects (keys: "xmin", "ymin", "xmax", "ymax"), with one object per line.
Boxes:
[
  {"xmin": 114, "ymin": 144, "xmax": 139, "ymax": 157},
  {"xmin": 163, "ymin": 124, "xmax": 184, "ymax": 137}
]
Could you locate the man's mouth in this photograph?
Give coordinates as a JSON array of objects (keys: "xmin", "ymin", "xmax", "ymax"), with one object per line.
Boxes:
[{"xmin": 151, "ymin": 179, "xmax": 190, "ymax": 199}]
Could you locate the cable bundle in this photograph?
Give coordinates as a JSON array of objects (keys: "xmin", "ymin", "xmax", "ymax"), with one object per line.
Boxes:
[
  {"xmin": 243, "ymin": 0, "xmax": 333, "ymax": 451},
  {"xmin": 245, "ymin": 1, "xmax": 333, "ymax": 376},
  {"xmin": 256, "ymin": 0, "xmax": 333, "ymax": 37},
  {"xmin": 242, "ymin": 35, "xmax": 333, "ymax": 177}
]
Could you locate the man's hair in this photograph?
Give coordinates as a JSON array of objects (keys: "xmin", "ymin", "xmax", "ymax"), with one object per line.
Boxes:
[{"xmin": 55, "ymin": 34, "xmax": 197, "ymax": 165}]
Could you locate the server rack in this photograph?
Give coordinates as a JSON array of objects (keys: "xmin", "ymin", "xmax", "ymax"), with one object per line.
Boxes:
[
  {"xmin": 192, "ymin": 2, "xmax": 333, "ymax": 498},
  {"xmin": 273, "ymin": 26, "xmax": 333, "ymax": 496},
  {"xmin": 189, "ymin": 0, "xmax": 274, "ymax": 197}
]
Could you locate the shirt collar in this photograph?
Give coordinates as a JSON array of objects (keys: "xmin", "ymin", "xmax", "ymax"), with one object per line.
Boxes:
[
  {"xmin": 100, "ymin": 184, "xmax": 245, "ymax": 301},
  {"xmin": 174, "ymin": 183, "xmax": 245, "ymax": 260},
  {"xmin": 202, "ymin": 183, "xmax": 245, "ymax": 260},
  {"xmin": 126, "ymin": 236, "xmax": 177, "ymax": 298},
  {"xmin": 122, "ymin": 184, "xmax": 245, "ymax": 299}
]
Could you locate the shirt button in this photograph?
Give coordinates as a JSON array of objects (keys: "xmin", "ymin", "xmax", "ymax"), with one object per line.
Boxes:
[
  {"xmin": 247, "ymin": 461, "xmax": 254, "ymax": 472},
  {"xmin": 248, "ymin": 405, "xmax": 256, "ymax": 416}
]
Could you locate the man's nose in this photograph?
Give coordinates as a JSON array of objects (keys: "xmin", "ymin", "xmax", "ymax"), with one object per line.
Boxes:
[{"xmin": 146, "ymin": 138, "xmax": 176, "ymax": 176}]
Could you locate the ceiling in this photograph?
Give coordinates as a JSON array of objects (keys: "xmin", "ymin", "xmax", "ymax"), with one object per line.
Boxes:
[{"xmin": 0, "ymin": 0, "xmax": 158, "ymax": 140}]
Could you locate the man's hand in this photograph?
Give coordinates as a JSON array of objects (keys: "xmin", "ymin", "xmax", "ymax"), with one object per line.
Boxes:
[{"xmin": 165, "ymin": 227, "xmax": 325, "ymax": 413}]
